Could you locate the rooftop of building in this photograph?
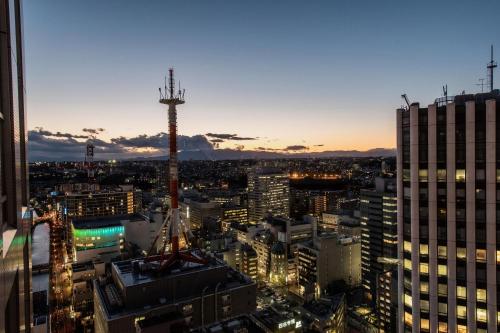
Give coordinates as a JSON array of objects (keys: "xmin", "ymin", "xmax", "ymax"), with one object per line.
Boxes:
[
  {"xmin": 72, "ymin": 213, "xmax": 145, "ymax": 229},
  {"xmin": 95, "ymin": 253, "xmax": 255, "ymax": 319},
  {"xmin": 301, "ymin": 294, "xmax": 345, "ymax": 320},
  {"xmin": 191, "ymin": 315, "xmax": 265, "ymax": 333},
  {"xmin": 251, "ymin": 306, "xmax": 298, "ymax": 330}
]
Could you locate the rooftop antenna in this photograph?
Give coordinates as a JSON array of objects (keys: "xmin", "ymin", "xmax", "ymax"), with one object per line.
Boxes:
[
  {"xmin": 443, "ymin": 84, "xmax": 448, "ymax": 100},
  {"xmin": 401, "ymin": 94, "xmax": 411, "ymax": 110},
  {"xmin": 477, "ymin": 78, "xmax": 486, "ymax": 93},
  {"xmin": 487, "ymin": 45, "xmax": 497, "ymax": 92}
]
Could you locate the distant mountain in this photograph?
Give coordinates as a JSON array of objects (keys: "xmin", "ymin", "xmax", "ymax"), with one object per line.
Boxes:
[{"xmin": 134, "ymin": 147, "xmax": 396, "ymax": 161}]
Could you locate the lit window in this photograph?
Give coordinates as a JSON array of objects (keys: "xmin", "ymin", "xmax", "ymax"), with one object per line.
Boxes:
[
  {"xmin": 438, "ymin": 322, "xmax": 447, "ymax": 333},
  {"xmin": 497, "ymin": 250, "xmax": 500, "ymax": 264},
  {"xmin": 457, "ymin": 247, "xmax": 467, "ymax": 260},
  {"xmin": 476, "ymin": 249, "xmax": 487, "ymax": 262},
  {"xmin": 438, "ymin": 302, "xmax": 447, "ymax": 315},
  {"xmin": 437, "ymin": 246, "xmax": 447, "ymax": 258},
  {"xmin": 419, "ymin": 244, "xmax": 429, "ymax": 255},
  {"xmin": 421, "ymin": 318, "xmax": 429, "ymax": 331},
  {"xmin": 404, "ymin": 312, "xmax": 412, "ymax": 326},
  {"xmin": 404, "ymin": 241, "xmax": 411, "ymax": 253},
  {"xmin": 420, "ymin": 300, "xmax": 429, "ymax": 312},
  {"xmin": 420, "ymin": 263, "xmax": 429, "ymax": 275},
  {"xmin": 457, "ymin": 286, "xmax": 467, "ymax": 299},
  {"xmin": 438, "ymin": 264, "xmax": 447, "ymax": 276},
  {"xmin": 404, "ymin": 293, "xmax": 412, "ymax": 307},
  {"xmin": 457, "ymin": 305, "xmax": 467, "ymax": 319},
  {"xmin": 456, "ymin": 169, "xmax": 466, "ymax": 182},
  {"xmin": 404, "ymin": 259, "xmax": 412, "ymax": 270},
  {"xmin": 457, "ymin": 324, "xmax": 467, "ymax": 333},
  {"xmin": 419, "ymin": 169, "xmax": 428, "ymax": 182},
  {"xmin": 477, "ymin": 288, "xmax": 487, "ymax": 302},
  {"xmin": 437, "ymin": 169, "xmax": 446, "ymax": 182},
  {"xmin": 477, "ymin": 308, "xmax": 487, "ymax": 323},
  {"xmin": 420, "ymin": 282, "xmax": 429, "ymax": 293},
  {"xmin": 438, "ymin": 283, "xmax": 447, "ymax": 296}
]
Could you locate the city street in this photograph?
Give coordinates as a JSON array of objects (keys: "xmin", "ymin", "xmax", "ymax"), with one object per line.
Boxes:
[{"xmin": 49, "ymin": 212, "xmax": 74, "ymax": 333}]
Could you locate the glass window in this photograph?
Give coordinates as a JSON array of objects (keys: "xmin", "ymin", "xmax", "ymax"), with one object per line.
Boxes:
[
  {"xmin": 420, "ymin": 263, "xmax": 429, "ymax": 275},
  {"xmin": 438, "ymin": 264, "xmax": 447, "ymax": 276},
  {"xmin": 457, "ymin": 325, "xmax": 467, "ymax": 333},
  {"xmin": 420, "ymin": 244, "xmax": 429, "ymax": 255},
  {"xmin": 404, "ymin": 311, "xmax": 412, "ymax": 326},
  {"xmin": 420, "ymin": 318, "xmax": 429, "ymax": 331},
  {"xmin": 456, "ymin": 169, "xmax": 466, "ymax": 182},
  {"xmin": 437, "ymin": 169, "xmax": 446, "ymax": 182},
  {"xmin": 404, "ymin": 241, "xmax": 411, "ymax": 253},
  {"xmin": 457, "ymin": 247, "xmax": 467, "ymax": 260},
  {"xmin": 404, "ymin": 293, "xmax": 412, "ymax": 307},
  {"xmin": 457, "ymin": 286, "xmax": 467, "ymax": 299},
  {"xmin": 420, "ymin": 300, "xmax": 429, "ymax": 312},
  {"xmin": 438, "ymin": 246, "xmax": 447, "ymax": 258},
  {"xmin": 477, "ymin": 289, "xmax": 487, "ymax": 302},
  {"xmin": 476, "ymin": 249, "xmax": 486, "ymax": 262},
  {"xmin": 438, "ymin": 322, "xmax": 447, "ymax": 333},
  {"xmin": 419, "ymin": 169, "xmax": 428, "ymax": 182},
  {"xmin": 438, "ymin": 283, "xmax": 447, "ymax": 296},
  {"xmin": 477, "ymin": 308, "xmax": 487, "ymax": 323},
  {"xmin": 497, "ymin": 250, "xmax": 500, "ymax": 264},
  {"xmin": 438, "ymin": 302, "xmax": 447, "ymax": 315},
  {"xmin": 496, "ymin": 169, "xmax": 500, "ymax": 182},
  {"xmin": 457, "ymin": 305, "xmax": 467, "ymax": 319},
  {"xmin": 404, "ymin": 259, "xmax": 412, "ymax": 270},
  {"xmin": 420, "ymin": 282, "xmax": 429, "ymax": 293}
]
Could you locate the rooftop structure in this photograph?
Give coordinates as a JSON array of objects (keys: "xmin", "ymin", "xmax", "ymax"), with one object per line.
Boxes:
[{"xmin": 94, "ymin": 255, "xmax": 256, "ymax": 332}]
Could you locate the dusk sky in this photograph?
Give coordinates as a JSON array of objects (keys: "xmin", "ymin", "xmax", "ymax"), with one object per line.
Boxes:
[{"xmin": 24, "ymin": 0, "xmax": 500, "ymax": 159}]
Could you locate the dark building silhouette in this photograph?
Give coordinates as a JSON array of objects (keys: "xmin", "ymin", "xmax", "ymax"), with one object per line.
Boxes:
[{"xmin": 0, "ymin": 0, "xmax": 32, "ymax": 332}]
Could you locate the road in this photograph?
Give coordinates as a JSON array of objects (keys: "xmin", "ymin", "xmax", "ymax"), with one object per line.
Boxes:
[{"xmin": 49, "ymin": 211, "xmax": 74, "ymax": 333}]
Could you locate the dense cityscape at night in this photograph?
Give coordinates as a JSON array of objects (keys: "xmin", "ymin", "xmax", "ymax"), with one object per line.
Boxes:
[{"xmin": 2, "ymin": 1, "xmax": 500, "ymax": 333}]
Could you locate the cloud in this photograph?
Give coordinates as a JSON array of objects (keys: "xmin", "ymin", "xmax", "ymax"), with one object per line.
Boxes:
[
  {"xmin": 33, "ymin": 127, "xmax": 88, "ymax": 139},
  {"xmin": 205, "ymin": 133, "xmax": 257, "ymax": 141},
  {"xmin": 82, "ymin": 128, "xmax": 105, "ymax": 135},
  {"xmin": 284, "ymin": 145, "xmax": 309, "ymax": 151},
  {"xmin": 29, "ymin": 129, "xmax": 214, "ymax": 161},
  {"xmin": 209, "ymin": 139, "xmax": 225, "ymax": 143},
  {"xmin": 315, "ymin": 144, "xmax": 324, "ymax": 147}
]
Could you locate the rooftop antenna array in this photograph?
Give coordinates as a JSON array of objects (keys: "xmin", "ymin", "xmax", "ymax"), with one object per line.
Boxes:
[
  {"xmin": 487, "ymin": 45, "xmax": 497, "ymax": 92},
  {"xmin": 477, "ymin": 78, "xmax": 486, "ymax": 93}
]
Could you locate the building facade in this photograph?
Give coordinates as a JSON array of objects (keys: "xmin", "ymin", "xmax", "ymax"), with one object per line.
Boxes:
[
  {"xmin": 0, "ymin": 0, "xmax": 32, "ymax": 331},
  {"xmin": 248, "ymin": 168, "xmax": 290, "ymax": 223},
  {"xmin": 397, "ymin": 91, "xmax": 500, "ymax": 332},
  {"xmin": 62, "ymin": 190, "xmax": 142, "ymax": 220},
  {"xmin": 360, "ymin": 176, "xmax": 398, "ymax": 332}
]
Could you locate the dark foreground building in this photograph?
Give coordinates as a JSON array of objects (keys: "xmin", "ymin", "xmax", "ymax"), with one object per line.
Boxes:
[
  {"xmin": 94, "ymin": 253, "xmax": 257, "ymax": 333},
  {"xmin": 397, "ymin": 91, "xmax": 500, "ymax": 332},
  {"xmin": 0, "ymin": 0, "xmax": 32, "ymax": 332}
]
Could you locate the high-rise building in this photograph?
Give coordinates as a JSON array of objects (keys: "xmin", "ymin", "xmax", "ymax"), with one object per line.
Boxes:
[
  {"xmin": 0, "ymin": 0, "xmax": 32, "ymax": 332},
  {"xmin": 297, "ymin": 234, "xmax": 361, "ymax": 301},
  {"xmin": 360, "ymin": 176, "xmax": 398, "ymax": 332},
  {"xmin": 397, "ymin": 91, "xmax": 500, "ymax": 332},
  {"xmin": 248, "ymin": 167, "xmax": 290, "ymax": 223}
]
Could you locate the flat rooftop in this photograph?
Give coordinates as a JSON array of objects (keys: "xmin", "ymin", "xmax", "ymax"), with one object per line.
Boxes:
[
  {"xmin": 72, "ymin": 213, "xmax": 145, "ymax": 229},
  {"xmin": 96, "ymin": 253, "xmax": 255, "ymax": 319},
  {"xmin": 113, "ymin": 252, "xmax": 224, "ymax": 288}
]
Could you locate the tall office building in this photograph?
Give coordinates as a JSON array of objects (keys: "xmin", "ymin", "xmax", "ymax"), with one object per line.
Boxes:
[
  {"xmin": 0, "ymin": 0, "xmax": 32, "ymax": 332},
  {"xmin": 360, "ymin": 177, "xmax": 398, "ymax": 332},
  {"xmin": 248, "ymin": 167, "xmax": 289, "ymax": 224},
  {"xmin": 397, "ymin": 91, "xmax": 500, "ymax": 332}
]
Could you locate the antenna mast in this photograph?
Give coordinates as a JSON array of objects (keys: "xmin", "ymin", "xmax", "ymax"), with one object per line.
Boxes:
[{"xmin": 487, "ymin": 45, "xmax": 497, "ymax": 92}]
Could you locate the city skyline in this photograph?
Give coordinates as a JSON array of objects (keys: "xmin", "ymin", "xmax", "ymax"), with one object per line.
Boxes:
[{"xmin": 24, "ymin": 0, "xmax": 500, "ymax": 160}]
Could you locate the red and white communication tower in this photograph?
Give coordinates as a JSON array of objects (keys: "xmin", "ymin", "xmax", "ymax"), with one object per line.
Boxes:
[{"xmin": 146, "ymin": 68, "xmax": 206, "ymax": 270}]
